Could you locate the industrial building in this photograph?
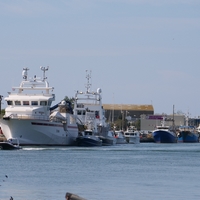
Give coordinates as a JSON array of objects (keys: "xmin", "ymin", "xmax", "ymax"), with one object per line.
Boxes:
[
  {"xmin": 103, "ymin": 104, "xmax": 200, "ymax": 131},
  {"xmin": 140, "ymin": 114, "xmax": 185, "ymax": 131},
  {"xmin": 103, "ymin": 104, "xmax": 154, "ymax": 122}
]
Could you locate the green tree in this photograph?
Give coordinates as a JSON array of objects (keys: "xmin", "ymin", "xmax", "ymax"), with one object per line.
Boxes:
[
  {"xmin": 64, "ymin": 96, "xmax": 75, "ymax": 108},
  {"xmin": 0, "ymin": 109, "xmax": 5, "ymax": 118}
]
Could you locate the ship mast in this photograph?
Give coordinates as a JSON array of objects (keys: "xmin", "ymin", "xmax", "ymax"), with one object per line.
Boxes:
[
  {"xmin": 85, "ymin": 70, "xmax": 92, "ymax": 93},
  {"xmin": 22, "ymin": 68, "xmax": 29, "ymax": 81},
  {"xmin": 40, "ymin": 66, "xmax": 49, "ymax": 81}
]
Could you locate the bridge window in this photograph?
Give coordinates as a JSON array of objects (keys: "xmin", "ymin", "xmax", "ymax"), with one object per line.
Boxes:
[
  {"xmin": 40, "ymin": 101, "xmax": 47, "ymax": 106},
  {"xmin": 77, "ymin": 104, "xmax": 84, "ymax": 108},
  {"xmin": 23, "ymin": 101, "xmax": 29, "ymax": 105},
  {"xmin": 15, "ymin": 101, "xmax": 21, "ymax": 105},
  {"xmin": 77, "ymin": 110, "xmax": 82, "ymax": 115},
  {"xmin": 48, "ymin": 101, "xmax": 52, "ymax": 106},
  {"xmin": 7, "ymin": 101, "xmax": 13, "ymax": 105},
  {"xmin": 31, "ymin": 101, "xmax": 38, "ymax": 106}
]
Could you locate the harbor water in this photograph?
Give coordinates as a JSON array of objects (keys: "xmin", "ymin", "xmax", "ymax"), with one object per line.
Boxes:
[{"xmin": 1, "ymin": 143, "xmax": 200, "ymax": 200}]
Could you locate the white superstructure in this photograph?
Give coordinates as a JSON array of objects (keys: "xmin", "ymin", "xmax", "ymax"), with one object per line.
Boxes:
[
  {"xmin": 124, "ymin": 126, "xmax": 140, "ymax": 144},
  {"xmin": 74, "ymin": 70, "xmax": 115, "ymax": 145},
  {"xmin": 0, "ymin": 67, "xmax": 78, "ymax": 146}
]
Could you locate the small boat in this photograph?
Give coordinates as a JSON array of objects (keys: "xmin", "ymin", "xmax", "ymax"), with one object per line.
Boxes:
[
  {"xmin": 76, "ymin": 130, "xmax": 102, "ymax": 147},
  {"xmin": 114, "ymin": 130, "xmax": 127, "ymax": 144},
  {"xmin": 124, "ymin": 126, "xmax": 140, "ymax": 144},
  {"xmin": 177, "ymin": 126, "xmax": 199, "ymax": 143},
  {"xmin": 98, "ymin": 130, "xmax": 117, "ymax": 146},
  {"xmin": 0, "ymin": 139, "xmax": 21, "ymax": 150}
]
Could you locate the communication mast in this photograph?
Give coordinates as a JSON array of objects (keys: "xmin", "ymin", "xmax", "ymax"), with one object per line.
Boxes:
[
  {"xmin": 40, "ymin": 66, "xmax": 49, "ymax": 81},
  {"xmin": 85, "ymin": 70, "xmax": 92, "ymax": 93}
]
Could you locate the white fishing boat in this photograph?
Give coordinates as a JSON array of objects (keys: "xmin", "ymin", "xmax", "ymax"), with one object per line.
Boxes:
[
  {"xmin": 114, "ymin": 130, "xmax": 127, "ymax": 144},
  {"xmin": 0, "ymin": 67, "xmax": 79, "ymax": 146},
  {"xmin": 74, "ymin": 70, "xmax": 116, "ymax": 146},
  {"xmin": 124, "ymin": 126, "xmax": 140, "ymax": 144}
]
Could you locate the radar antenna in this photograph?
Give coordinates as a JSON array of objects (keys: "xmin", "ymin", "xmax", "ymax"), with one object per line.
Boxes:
[
  {"xmin": 40, "ymin": 66, "xmax": 49, "ymax": 81},
  {"xmin": 22, "ymin": 68, "xmax": 29, "ymax": 81},
  {"xmin": 85, "ymin": 70, "xmax": 92, "ymax": 93}
]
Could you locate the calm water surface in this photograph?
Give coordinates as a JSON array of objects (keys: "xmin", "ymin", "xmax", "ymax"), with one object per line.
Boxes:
[{"xmin": 1, "ymin": 143, "xmax": 200, "ymax": 200}]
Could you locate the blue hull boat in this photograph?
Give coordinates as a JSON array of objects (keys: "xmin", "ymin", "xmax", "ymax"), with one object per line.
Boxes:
[
  {"xmin": 153, "ymin": 130, "xmax": 177, "ymax": 143},
  {"xmin": 177, "ymin": 126, "xmax": 199, "ymax": 143}
]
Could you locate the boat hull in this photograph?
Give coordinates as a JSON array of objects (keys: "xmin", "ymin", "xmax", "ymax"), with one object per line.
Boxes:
[
  {"xmin": 0, "ymin": 118, "xmax": 78, "ymax": 146},
  {"xmin": 98, "ymin": 136, "xmax": 116, "ymax": 146},
  {"xmin": 0, "ymin": 142, "xmax": 21, "ymax": 150},
  {"xmin": 153, "ymin": 130, "xmax": 177, "ymax": 143},
  {"xmin": 76, "ymin": 136, "xmax": 102, "ymax": 147},
  {"xmin": 177, "ymin": 131, "xmax": 199, "ymax": 143}
]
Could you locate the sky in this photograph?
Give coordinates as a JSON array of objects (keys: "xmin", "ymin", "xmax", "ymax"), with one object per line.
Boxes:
[{"xmin": 0, "ymin": 0, "xmax": 200, "ymax": 117}]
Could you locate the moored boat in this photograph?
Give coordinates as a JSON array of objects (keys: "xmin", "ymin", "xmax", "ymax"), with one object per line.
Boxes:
[
  {"xmin": 99, "ymin": 130, "xmax": 117, "ymax": 146},
  {"xmin": 177, "ymin": 114, "xmax": 199, "ymax": 143},
  {"xmin": 74, "ymin": 70, "xmax": 115, "ymax": 146},
  {"xmin": 152, "ymin": 115, "xmax": 177, "ymax": 143},
  {"xmin": 114, "ymin": 130, "xmax": 128, "ymax": 144},
  {"xmin": 76, "ymin": 129, "xmax": 102, "ymax": 147},
  {"xmin": 124, "ymin": 126, "xmax": 140, "ymax": 144},
  {"xmin": 0, "ymin": 67, "xmax": 79, "ymax": 146},
  {"xmin": 177, "ymin": 126, "xmax": 199, "ymax": 143},
  {"xmin": 152, "ymin": 127, "xmax": 177, "ymax": 143}
]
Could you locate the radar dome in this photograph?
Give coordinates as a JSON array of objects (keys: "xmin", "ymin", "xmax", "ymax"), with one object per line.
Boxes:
[{"xmin": 97, "ymin": 88, "xmax": 102, "ymax": 94}]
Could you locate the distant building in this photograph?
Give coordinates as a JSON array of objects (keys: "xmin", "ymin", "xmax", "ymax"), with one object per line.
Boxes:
[
  {"xmin": 103, "ymin": 104, "xmax": 154, "ymax": 122},
  {"xmin": 188, "ymin": 117, "xmax": 200, "ymax": 127},
  {"xmin": 140, "ymin": 114, "xmax": 185, "ymax": 131}
]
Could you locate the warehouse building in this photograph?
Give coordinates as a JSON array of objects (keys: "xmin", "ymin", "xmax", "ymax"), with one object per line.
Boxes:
[
  {"xmin": 140, "ymin": 114, "xmax": 185, "ymax": 132},
  {"xmin": 103, "ymin": 104, "xmax": 154, "ymax": 122}
]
